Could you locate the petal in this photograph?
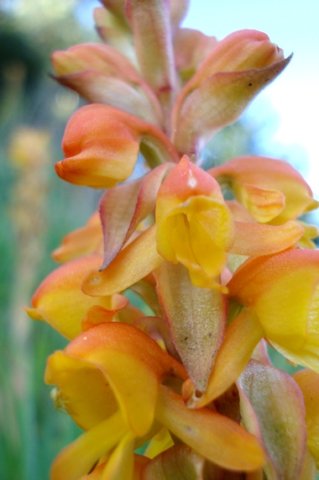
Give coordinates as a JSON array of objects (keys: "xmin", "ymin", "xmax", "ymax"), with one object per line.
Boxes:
[
  {"xmin": 144, "ymin": 428, "xmax": 174, "ymax": 459},
  {"xmin": 64, "ymin": 323, "xmax": 186, "ymax": 436},
  {"xmin": 211, "ymin": 156, "xmax": 316, "ymax": 222},
  {"xmin": 231, "ymin": 220, "xmax": 304, "ymax": 257},
  {"xmin": 127, "ymin": 0, "xmax": 176, "ymax": 107},
  {"xmin": 238, "ymin": 361, "xmax": 307, "ymax": 479},
  {"xmin": 26, "ymin": 255, "xmax": 112, "ymax": 339},
  {"xmin": 155, "ymin": 261, "xmax": 225, "ymax": 392},
  {"xmin": 156, "ymin": 386, "xmax": 265, "ymax": 472},
  {"xmin": 83, "ymin": 225, "xmax": 162, "ymax": 296},
  {"xmin": 229, "ymin": 250, "xmax": 319, "ymax": 372},
  {"xmin": 193, "ymin": 309, "xmax": 263, "ymax": 407},
  {"xmin": 172, "ymin": 57, "xmax": 290, "ymax": 154},
  {"xmin": 56, "ymin": 104, "xmax": 178, "ymax": 188},
  {"xmin": 51, "ymin": 411, "xmax": 126, "ymax": 480},
  {"xmin": 52, "ymin": 211, "xmax": 103, "ymax": 263},
  {"xmin": 101, "ymin": 433, "xmax": 135, "ymax": 480},
  {"xmin": 45, "ymin": 351, "xmax": 118, "ymax": 430}
]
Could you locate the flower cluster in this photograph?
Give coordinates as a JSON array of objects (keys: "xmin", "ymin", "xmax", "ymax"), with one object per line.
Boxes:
[{"xmin": 29, "ymin": 0, "xmax": 319, "ymax": 478}]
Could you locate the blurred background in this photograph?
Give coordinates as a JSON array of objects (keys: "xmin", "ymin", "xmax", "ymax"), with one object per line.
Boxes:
[{"xmin": 0, "ymin": 1, "xmax": 318, "ymax": 479}]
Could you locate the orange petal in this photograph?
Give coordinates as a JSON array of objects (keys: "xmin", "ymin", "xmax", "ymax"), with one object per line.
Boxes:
[
  {"xmin": 231, "ymin": 220, "xmax": 304, "ymax": 257},
  {"xmin": 56, "ymin": 104, "xmax": 178, "ymax": 188},
  {"xmin": 83, "ymin": 226, "xmax": 162, "ymax": 296},
  {"xmin": 157, "ymin": 385, "xmax": 265, "ymax": 471},
  {"xmin": 52, "ymin": 211, "xmax": 103, "ymax": 263},
  {"xmin": 64, "ymin": 323, "xmax": 186, "ymax": 436},
  {"xmin": 26, "ymin": 255, "xmax": 112, "ymax": 339},
  {"xmin": 228, "ymin": 250, "xmax": 319, "ymax": 371}
]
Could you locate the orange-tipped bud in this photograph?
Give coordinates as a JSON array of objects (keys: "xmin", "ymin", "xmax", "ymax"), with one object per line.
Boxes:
[
  {"xmin": 56, "ymin": 104, "xmax": 178, "ymax": 188},
  {"xmin": 156, "ymin": 156, "xmax": 233, "ymax": 288}
]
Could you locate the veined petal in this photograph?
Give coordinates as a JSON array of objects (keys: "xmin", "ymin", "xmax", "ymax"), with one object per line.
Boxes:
[
  {"xmin": 143, "ymin": 445, "xmax": 204, "ymax": 480},
  {"xmin": 56, "ymin": 104, "xmax": 178, "ymax": 188},
  {"xmin": 239, "ymin": 361, "xmax": 307, "ymax": 479},
  {"xmin": 26, "ymin": 255, "xmax": 112, "ymax": 339},
  {"xmin": 157, "ymin": 386, "xmax": 265, "ymax": 471},
  {"xmin": 156, "ymin": 262, "xmax": 225, "ymax": 392},
  {"xmin": 192, "ymin": 309, "xmax": 263, "ymax": 407},
  {"xmin": 52, "ymin": 212, "xmax": 103, "ymax": 263},
  {"xmin": 294, "ymin": 369, "xmax": 319, "ymax": 467},
  {"xmin": 83, "ymin": 226, "xmax": 162, "ymax": 296},
  {"xmin": 51, "ymin": 411, "xmax": 127, "ymax": 480},
  {"xmin": 127, "ymin": 0, "xmax": 176, "ymax": 109},
  {"xmin": 172, "ymin": 57, "xmax": 290, "ymax": 154}
]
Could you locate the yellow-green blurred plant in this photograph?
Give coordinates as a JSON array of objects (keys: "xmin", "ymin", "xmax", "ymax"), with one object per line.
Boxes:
[{"xmin": 28, "ymin": 1, "xmax": 319, "ymax": 478}]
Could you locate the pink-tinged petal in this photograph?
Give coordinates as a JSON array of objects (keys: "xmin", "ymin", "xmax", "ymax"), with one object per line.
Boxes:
[
  {"xmin": 211, "ymin": 156, "xmax": 317, "ymax": 223},
  {"xmin": 143, "ymin": 445, "xmax": 204, "ymax": 479},
  {"xmin": 193, "ymin": 309, "xmax": 263, "ymax": 407},
  {"xmin": 93, "ymin": 7, "xmax": 134, "ymax": 59},
  {"xmin": 169, "ymin": 0, "xmax": 189, "ymax": 28},
  {"xmin": 51, "ymin": 410, "xmax": 126, "ymax": 480},
  {"xmin": 172, "ymin": 57, "xmax": 290, "ymax": 154},
  {"xmin": 230, "ymin": 220, "xmax": 304, "ymax": 257},
  {"xmin": 65, "ymin": 323, "xmax": 186, "ymax": 436},
  {"xmin": 157, "ymin": 386, "xmax": 265, "ymax": 471},
  {"xmin": 155, "ymin": 261, "xmax": 226, "ymax": 392},
  {"xmin": 126, "ymin": 0, "xmax": 176, "ymax": 111},
  {"xmin": 238, "ymin": 361, "xmax": 307, "ymax": 479},
  {"xmin": 52, "ymin": 43, "xmax": 162, "ymax": 125},
  {"xmin": 83, "ymin": 225, "xmax": 162, "ymax": 296},
  {"xmin": 45, "ymin": 351, "xmax": 118, "ymax": 430},
  {"xmin": 56, "ymin": 104, "xmax": 178, "ymax": 188},
  {"xmin": 294, "ymin": 369, "xmax": 319, "ymax": 467},
  {"xmin": 52, "ymin": 212, "xmax": 103, "ymax": 263},
  {"xmin": 99, "ymin": 163, "xmax": 171, "ymax": 269},
  {"xmin": 174, "ymin": 28, "xmax": 217, "ymax": 83},
  {"xmin": 101, "ymin": 433, "xmax": 135, "ymax": 480},
  {"xmin": 156, "ymin": 157, "xmax": 234, "ymax": 288},
  {"xmin": 26, "ymin": 255, "xmax": 112, "ymax": 339}
]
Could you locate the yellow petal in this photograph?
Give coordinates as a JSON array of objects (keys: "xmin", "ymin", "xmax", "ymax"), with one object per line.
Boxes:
[
  {"xmin": 156, "ymin": 386, "xmax": 265, "ymax": 471},
  {"xmin": 27, "ymin": 255, "xmax": 112, "ymax": 339},
  {"xmin": 51, "ymin": 411, "xmax": 126, "ymax": 480},
  {"xmin": 101, "ymin": 433, "xmax": 135, "ymax": 480},
  {"xmin": 83, "ymin": 226, "xmax": 162, "ymax": 296},
  {"xmin": 193, "ymin": 308, "xmax": 263, "ymax": 407}
]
